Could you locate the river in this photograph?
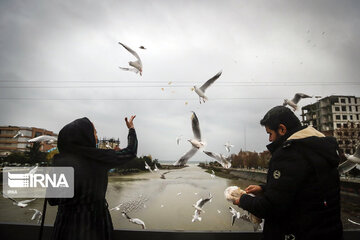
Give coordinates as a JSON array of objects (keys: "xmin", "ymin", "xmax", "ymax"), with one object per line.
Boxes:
[{"xmin": 0, "ymin": 164, "xmax": 359, "ymax": 231}]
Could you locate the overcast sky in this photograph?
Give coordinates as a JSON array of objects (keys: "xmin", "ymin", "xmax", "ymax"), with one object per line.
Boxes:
[{"xmin": 0, "ymin": 0, "xmax": 359, "ymax": 162}]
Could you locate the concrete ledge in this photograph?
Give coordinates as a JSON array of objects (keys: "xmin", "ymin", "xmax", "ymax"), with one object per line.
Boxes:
[{"xmin": 0, "ymin": 222, "xmax": 359, "ymax": 240}]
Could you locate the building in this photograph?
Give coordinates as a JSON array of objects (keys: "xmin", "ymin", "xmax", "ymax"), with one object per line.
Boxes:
[
  {"xmin": 0, "ymin": 125, "xmax": 57, "ymax": 156},
  {"xmin": 301, "ymin": 95, "xmax": 360, "ymax": 154}
]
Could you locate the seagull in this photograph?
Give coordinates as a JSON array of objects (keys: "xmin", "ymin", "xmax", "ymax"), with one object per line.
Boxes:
[
  {"xmin": 121, "ymin": 212, "xmax": 146, "ymax": 229},
  {"xmin": 348, "ymin": 218, "xmax": 360, "ymax": 226},
  {"xmin": 176, "ymin": 135, "xmax": 182, "ymax": 145},
  {"xmin": 210, "ymin": 170, "xmax": 215, "ymax": 178},
  {"xmin": 224, "ymin": 141, "xmax": 234, "ymax": 152},
  {"xmin": 29, "ymin": 208, "xmax": 42, "ymax": 224},
  {"xmin": 338, "ymin": 145, "xmax": 360, "ymax": 174},
  {"xmin": 144, "ymin": 161, "xmax": 153, "ymax": 173},
  {"xmin": 154, "ymin": 163, "xmax": 159, "ymax": 172},
  {"xmin": 192, "ymin": 193, "xmax": 212, "ymax": 212},
  {"xmin": 193, "ymin": 71, "xmax": 222, "ymax": 104},
  {"xmin": 13, "ymin": 131, "xmax": 24, "ymax": 138},
  {"xmin": 217, "ymin": 210, "xmax": 221, "ymax": 214},
  {"xmin": 239, "ymin": 210, "xmax": 263, "ymax": 232},
  {"xmin": 192, "ymin": 193, "xmax": 212, "ymax": 222},
  {"xmin": 177, "ymin": 192, "xmax": 182, "ymax": 196},
  {"xmin": 28, "ymin": 135, "xmax": 57, "ymax": 144},
  {"xmin": 29, "ymin": 165, "xmax": 38, "ymax": 175},
  {"xmin": 173, "ymin": 112, "xmax": 205, "ymax": 166},
  {"xmin": 139, "ymin": 46, "xmax": 146, "ymax": 50},
  {"xmin": 203, "ymin": 151, "xmax": 232, "ymax": 169},
  {"xmin": 109, "ymin": 203, "xmax": 123, "ymax": 211},
  {"xmin": 283, "ymin": 93, "xmax": 312, "ymax": 111},
  {"xmin": 118, "ymin": 42, "xmax": 143, "ymax": 76},
  {"xmin": 3, "ymin": 194, "xmax": 36, "ymax": 208},
  {"xmin": 160, "ymin": 171, "xmax": 170, "ymax": 179},
  {"xmin": 229, "ymin": 206, "xmax": 241, "ymax": 226}
]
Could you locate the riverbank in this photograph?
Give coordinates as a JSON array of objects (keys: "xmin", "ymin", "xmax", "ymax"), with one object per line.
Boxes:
[{"xmin": 199, "ymin": 164, "xmax": 360, "ymax": 197}]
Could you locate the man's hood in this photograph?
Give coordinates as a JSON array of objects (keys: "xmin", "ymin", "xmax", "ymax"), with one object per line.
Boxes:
[{"xmin": 286, "ymin": 126, "xmax": 340, "ymax": 168}]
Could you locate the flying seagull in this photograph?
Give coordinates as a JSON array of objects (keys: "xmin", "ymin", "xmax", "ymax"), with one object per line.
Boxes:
[
  {"xmin": 154, "ymin": 163, "xmax": 159, "ymax": 172},
  {"xmin": 109, "ymin": 203, "xmax": 123, "ymax": 211},
  {"xmin": 224, "ymin": 141, "xmax": 234, "ymax": 153},
  {"xmin": 173, "ymin": 112, "xmax": 205, "ymax": 166},
  {"xmin": 203, "ymin": 151, "xmax": 231, "ymax": 169},
  {"xmin": 28, "ymin": 135, "xmax": 57, "ymax": 144},
  {"xmin": 13, "ymin": 131, "xmax": 24, "ymax": 139},
  {"xmin": 192, "ymin": 193, "xmax": 213, "ymax": 222},
  {"xmin": 338, "ymin": 145, "xmax": 360, "ymax": 174},
  {"xmin": 193, "ymin": 71, "xmax": 222, "ymax": 104},
  {"xmin": 283, "ymin": 93, "xmax": 312, "ymax": 111},
  {"xmin": 229, "ymin": 206, "xmax": 241, "ymax": 226},
  {"xmin": 29, "ymin": 208, "xmax": 42, "ymax": 224},
  {"xmin": 3, "ymin": 193, "xmax": 36, "ymax": 208},
  {"xmin": 144, "ymin": 161, "xmax": 153, "ymax": 173},
  {"xmin": 118, "ymin": 42, "xmax": 143, "ymax": 76},
  {"xmin": 122, "ymin": 212, "xmax": 146, "ymax": 229}
]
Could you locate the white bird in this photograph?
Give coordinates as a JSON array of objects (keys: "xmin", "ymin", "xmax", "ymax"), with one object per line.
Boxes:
[
  {"xmin": 122, "ymin": 212, "xmax": 146, "ymax": 229},
  {"xmin": 283, "ymin": 93, "xmax": 312, "ymax": 111},
  {"xmin": 118, "ymin": 42, "xmax": 143, "ymax": 76},
  {"xmin": 239, "ymin": 210, "xmax": 263, "ymax": 232},
  {"xmin": 154, "ymin": 163, "xmax": 159, "ymax": 172},
  {"xmin": 224, "ymin": 141, "xmax": 234, "ymax": 153},
  {"xmin": 160, "ymin": 171, "xmax": 170, "ymax": 179},
  {"xmin": 217, "ymin": 210, "xmax": 221, "ymax": 214},
  {"xmin": 3, "ymin": 194, "xmax": 36, "ymax": 208},
  {"xmin": 29, "ymin": 208, "xmax": 42, "ymax": 223},
  {"xmin": 177, "ymin": 192, "xmax": 182, "ymax": 196},
  {"xmin": 109, "ymin": 203, "xmax": 123, "ymax": 211},
  {"xmin": 193, "ymin": 71, "xmax": 222, "ymax": 104},
  {"xmin": 338, "ymin": 145, "xmax": 360, "ymax": 174},
  {"xmin": 29, "ymin": 165, "xmax": 38, "ymax": 175},
  {"xmin": 13, "ymin": 131, "xmax": 24, "ymax": 138},
  {"xmin": 192, "ymin": 193, "xmax": 212, "ymax": 222},
  {"xmin": 210, "ymin": 170, "xmax": 216, "ymax": 178},
  {"xmin": 174, "ymin": 112, "xmax": 205, "ymax": 166},
  {"xmin": 28, "ymin": 135, "xmax": 57, "ymax": 144},
  {"xmin": 203, "ymin": 151, "xmax": 232, "ymax": 169},
  {"xmin": 348, "ymin": 218, "xmax": 360, "ymax": 226},
  {"xmin": 229, "ymin": 206, "xmax": 241, "ymax": 226},
  {"xmin": 192, "ymin": 193, "xmax": 212, "ymax": 213},
  {"xmin": 176, "ymin": 135, "xmax": 182, "ymax": 145},
  {"xmin": 144, "ymin": 161, "xmax": 153, "ymax": 173}
]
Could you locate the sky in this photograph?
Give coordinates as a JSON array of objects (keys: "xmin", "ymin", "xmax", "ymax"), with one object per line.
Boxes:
[{"xmin": 0, "ymin": 0, "xmax": 359, "ymax": 163}]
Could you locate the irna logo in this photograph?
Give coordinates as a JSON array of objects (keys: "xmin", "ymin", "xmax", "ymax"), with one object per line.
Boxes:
[{"xmin": 8, "ymin": 172, "xmax": 69, "ymax": 188}]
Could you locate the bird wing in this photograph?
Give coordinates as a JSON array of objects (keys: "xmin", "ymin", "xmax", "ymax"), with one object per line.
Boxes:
[
  {"xmin": 338, "ymin": 160, "xmax": 357, "ymax": 174},
  {"xmin": 20, "ymin": 198, "xmax": 36, "ymax": 204},
  {"xmin": 292, "ymin": 93, "xmax": 311, "ymax": 104},
  {"xmin": 191, "ymin": 112, "xmax": 201, "ymax": 140},
  {"xmin": 203, "ymin": 151, "xmax": 221, "ymax": 162},
  {"xmin": 173, "ymin": 147, "xmax": 198, "ymax": 166},
  {"xmin": 2, "ymin": 193, "xmax": 18, "ymax": 203},
  {"xmin": 198, "ymin": 194, "xmax": 212, "ymax": 208},
  {"xmin": 199, "ymin": 71, "xmax": 222, "ymax": 92},
  {"xmin": 118, "ymin": 42, "xmax": 142, "ymax": 63},
  {"xmin": 119, "ymin": 66, "xmax": 140, "ymax": 73},
  {"xmin": 28, "ymin": 135, "xmax": 57, "ymax": 143}
]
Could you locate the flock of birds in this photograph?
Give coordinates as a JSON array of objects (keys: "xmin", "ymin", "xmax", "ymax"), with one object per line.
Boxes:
[{"xmin": 4, "ymin": 41, "xmax": 360, "ymax": 230}]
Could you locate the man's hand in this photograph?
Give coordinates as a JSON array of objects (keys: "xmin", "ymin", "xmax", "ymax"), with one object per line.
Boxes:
[
  {"xmin": 245, "ymin": 185, "xmax": 262, "ymax": 195},
  {"xmin": 125, "ymin": 115, "xmax": 136, "ymax": 129}
]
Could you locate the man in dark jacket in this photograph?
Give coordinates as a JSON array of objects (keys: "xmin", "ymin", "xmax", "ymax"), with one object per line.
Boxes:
[{"xmin": 232, "ymin": 106, "xmax": 343, "ymax": 240}]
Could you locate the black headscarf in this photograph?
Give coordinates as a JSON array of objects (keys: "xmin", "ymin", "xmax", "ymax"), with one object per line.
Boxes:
[{"xmin": 56, "ymin": 117, "xmax": 120, "ymax": 165}]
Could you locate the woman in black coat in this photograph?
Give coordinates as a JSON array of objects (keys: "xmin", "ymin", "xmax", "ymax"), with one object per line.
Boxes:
[{"xmin": 48, "ymin": 116, "xmax": 137, "ymax": 240}]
